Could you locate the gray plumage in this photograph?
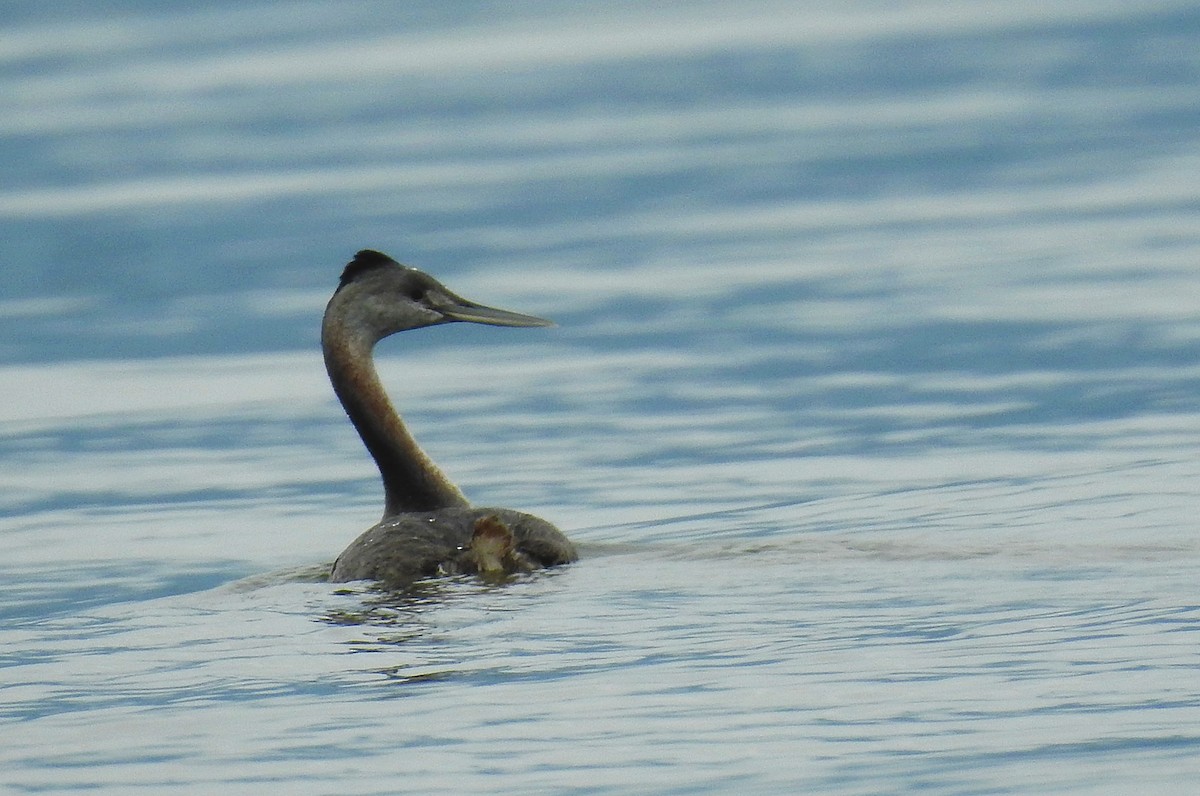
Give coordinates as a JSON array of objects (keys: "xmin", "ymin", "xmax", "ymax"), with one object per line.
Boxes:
[{"xmin": 323, "ymin": 250, "xmax": 576, "ymax": 587}]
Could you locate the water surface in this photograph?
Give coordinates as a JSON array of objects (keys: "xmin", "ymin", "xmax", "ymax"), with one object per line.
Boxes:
[{"xmin": 2, "ymin": 2, "xmax": 1199, "ymax": 793}]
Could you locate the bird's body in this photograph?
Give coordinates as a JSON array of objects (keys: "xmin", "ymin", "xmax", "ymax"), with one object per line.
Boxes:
[
  {"xmin": 323, "ymin": 250, "xmax": 576, "ymax": 586},
  {"xmin": 331, "ymin": 508, "xmax": 552, "ymax": 583}
]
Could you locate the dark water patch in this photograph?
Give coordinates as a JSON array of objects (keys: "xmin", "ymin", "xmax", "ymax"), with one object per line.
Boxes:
[
  {"xmin": 2, "ymin": 673, "xmax": 364, "ymax": 724},
  {"xmin": 0, "ymin": 559, "xmax": 252, "ymax": 625}
]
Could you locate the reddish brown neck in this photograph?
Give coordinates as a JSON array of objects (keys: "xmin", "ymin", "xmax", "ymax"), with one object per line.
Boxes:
[{"xmin": 322, "ymin": 314, "xmax": 469, "ymax": 516}]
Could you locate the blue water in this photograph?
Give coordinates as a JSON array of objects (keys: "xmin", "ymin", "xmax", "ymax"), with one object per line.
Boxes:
[{"xmin": 3, "ymin": 2, "xmax": 1200, "ymax": 793}]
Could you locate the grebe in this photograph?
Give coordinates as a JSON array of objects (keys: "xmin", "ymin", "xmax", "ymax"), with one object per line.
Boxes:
[{"xmin": 323, "ymin": 250, "xmax": 576, "ymax": 586}]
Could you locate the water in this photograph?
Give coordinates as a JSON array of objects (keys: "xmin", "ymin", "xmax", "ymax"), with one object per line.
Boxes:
[{"xmin": 3, "ymin": 1, "xmax": 1200, "ymax": 793}]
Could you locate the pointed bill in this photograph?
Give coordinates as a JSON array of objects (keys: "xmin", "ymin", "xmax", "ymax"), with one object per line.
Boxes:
[{"xmin": 433, "ymin": 292, "xmax": 554, "ymax": 327}]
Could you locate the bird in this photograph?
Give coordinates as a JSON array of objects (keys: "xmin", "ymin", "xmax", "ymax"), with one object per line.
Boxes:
[{"xmin": 323, "ymin": 250, "xmax": 577, "ymax": 586}]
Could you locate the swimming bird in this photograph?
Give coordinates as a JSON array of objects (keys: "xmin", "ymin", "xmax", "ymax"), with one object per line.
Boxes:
[{"xmin": 324, "ymin": 250, "xmax": 577, "ymax": 586}]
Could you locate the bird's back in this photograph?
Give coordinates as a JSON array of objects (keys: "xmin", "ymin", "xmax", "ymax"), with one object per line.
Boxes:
[{"xmin": 330, "ymin": 506, "xmax": 577, "ymax": 587}]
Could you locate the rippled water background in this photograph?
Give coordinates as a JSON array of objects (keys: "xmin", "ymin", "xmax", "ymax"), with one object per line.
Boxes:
[{"xmin": 3, "ymin": 2, "xmax": 1200, "ymax": 793}]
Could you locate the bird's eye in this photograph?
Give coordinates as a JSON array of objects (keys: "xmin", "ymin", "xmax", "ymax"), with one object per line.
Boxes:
[{"xmin": 406, "ymin": 287, "xmax": 426, "ymax": 302}]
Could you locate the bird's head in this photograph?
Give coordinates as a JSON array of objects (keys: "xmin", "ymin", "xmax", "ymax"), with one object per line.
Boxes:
[{"xmin": 330, "ymin": 250, "xmax": 553, "ymax": 340}]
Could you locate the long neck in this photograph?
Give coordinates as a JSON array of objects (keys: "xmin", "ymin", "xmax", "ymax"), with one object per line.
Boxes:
[{"xmin": 322, "ymin": 310, "xmax": 469, "ymax": 516}]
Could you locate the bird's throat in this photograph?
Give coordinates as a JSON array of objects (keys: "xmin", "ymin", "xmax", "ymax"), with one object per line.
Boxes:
[{"xmin": 322, "ymin": 327, "xmax": 469, "ymax": 516}]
